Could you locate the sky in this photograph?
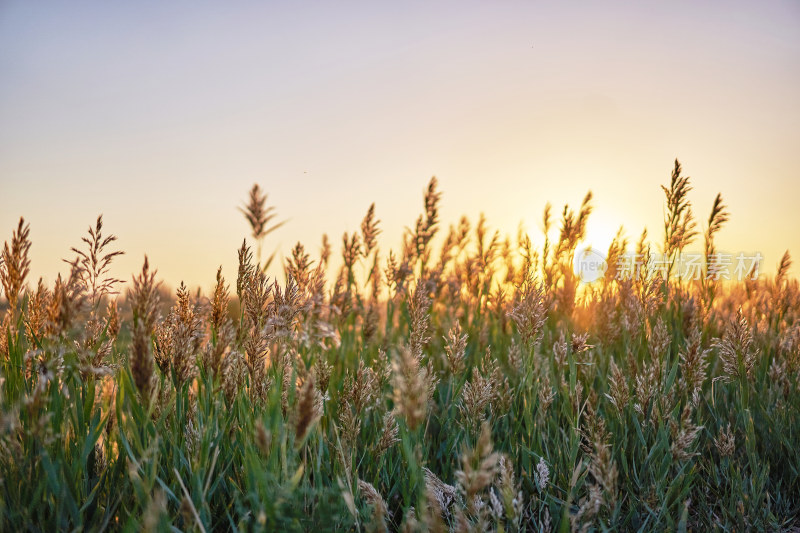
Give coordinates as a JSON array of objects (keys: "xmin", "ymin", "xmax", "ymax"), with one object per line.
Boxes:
[{"xmin": 1, "ymin": 1, "xmax": 799, "ymax": 293}]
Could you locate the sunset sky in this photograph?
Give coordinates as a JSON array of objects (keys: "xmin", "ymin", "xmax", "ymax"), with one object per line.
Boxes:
[{"xmin": 1, "ymin": 1, "xmax": 798, "ymax": 292}]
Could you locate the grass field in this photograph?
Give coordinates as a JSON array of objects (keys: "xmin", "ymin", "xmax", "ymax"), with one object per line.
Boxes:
[{"xmin": 1, "ymin": 161, "xmax": 799, "ymax": 531}]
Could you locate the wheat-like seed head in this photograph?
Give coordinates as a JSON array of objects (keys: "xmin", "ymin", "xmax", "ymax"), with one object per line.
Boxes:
[
  {"xmin": 605, "ymin": 360, "xmax": 630, "ymax": 414},
  {"xmin": 443, "ymin": 321, "xmax": 467, "ymax": 376},
  {"xmin": 128, "ymin": 256, "xmax": 161, "ymax": 399},
  {"xmin": 508, "ymin": 276, "xmax": 547, "ymax": 349},
  {"xmin": 294, "ymin": 371, "xmax": 321, "ymax": 444},
  {"xmin": 68, "ymin": 215, "xmax": 124, "ymax": 313},
  {"xmin": 455, "ymin": 421, "xmax": 499, "ymax": 518},
  {"xmin": 714, "ymin": 423, "xmax": 735, "ymax": 458},
  {"xmin": 713, "ymin": 308, "xmax": 758, "ymax": 384},
  {"xmin": 670, "ymin": 404, "xmax": 703, "ymax": 461},
  {"xmin": 357, "ymin": 479, "xmax": 388, "ymax": 532},
  {"xmin": 239, "ymin": 184, "xmax": 285, "ymax": 242},
  {"xmin": 391, "ymin": 345, "xmax": 430, "ymax": 432},
  {"xmin": 1, "ymin": 217, "xmax": 32, "ymax": 312}
]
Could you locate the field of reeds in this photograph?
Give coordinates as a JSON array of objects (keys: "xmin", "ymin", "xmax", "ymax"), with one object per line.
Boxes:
[{"xmin": 1, "ymin": 160, "xmax": 799, "ymax": 532}]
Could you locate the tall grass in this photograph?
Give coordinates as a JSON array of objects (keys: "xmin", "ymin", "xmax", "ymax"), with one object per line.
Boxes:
[{"xmin": 1, "ymin": 160, "xmax": 799, "ymax": 531}]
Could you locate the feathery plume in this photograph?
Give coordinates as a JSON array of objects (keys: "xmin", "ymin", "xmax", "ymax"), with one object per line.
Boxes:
[
  {"xmin": 444, "ymin": 321, "xmax": 467, "ymax": 376},
  {"xmin": 714, "ymin": 424, "xmax": 735, "ymax": 458},
  {"xmin": 713, "ymin": 308, "xmax": 758, "ymax": 383},
  {"xmin": 68, "ymin": 215, "xmax": 124, "ymax": 312},
  {"xmin": 391, "ymin": 346, "xmax": 430, "ymax": 431},
  {"xmin": 1, "ymin": 217, "xmax": 32, "ymax": 312},
  {"xmin": 128, "ymin": 256, "xmax": 161, "ymax": 398}
]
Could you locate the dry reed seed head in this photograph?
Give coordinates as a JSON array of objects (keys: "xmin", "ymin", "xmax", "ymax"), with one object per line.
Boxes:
[
  {"xmin": 496, "ymin": 455, "xmax": 522, "ymax": 514},
  {"xmin": 236, "ymin": 240, "xmax": 254, "ymax": 301},
  {"xmin": 714, "ymin": 423, "xmax": 736, "ymax": 458},
  {"xmin": 360, "ymin": 203, "xmax": 381, "ymax": 258},
  {"xmin": 456, "ymin": 421, "xmax": 500, "ymax": 516},
  {"xmin": 572, "ymin": 483, "xmax": 603, "ymax": 533},
  {"xmin": 338, "ymin": 402, "xmax": 361, "ymax": 449},
  {"xmin": 202, "ymin": 332, "xmax": 231, "ymax": 379},
  {"xmin": 713, "ymin": 308, "xmax": 758, "ymax": 383},
  {"xmin": 779, "ymin": 323, "xmax": 800, "ymax": 374},
  {"xmin": 105, "ymin": 298, "xmax": 120, "ymax": 338},
  {"xmin": 409, "ymin": 177, "xmax": 442, "ymax": 262},
  {"xmin": 295, "ymin": 264, "xmax": 339, "ymax": 349},
  {"xmin": 318, "ymin": 233, "xmax": 332, "ymax": 267},
  {"xmin": 603, "ymin": 227, "xmax": 628, "ymax": 284},
  {"xmin": 702, "ymin": 193, "xmax": 729, "ymax": 281},
  {"xmin": 570, "ymin": 332, "xmax": 594, "ymax": 355},
  {"xmin": 267, "ymin": 276, "xmax": 303, "ymax": 341},
  {"xmin": 1, "ymin": 217, "xmax": 32, "ymax": 311},
  {"xmin": 343, "ymin": 359, "xmax": 380, "ymax": 415},
  {"xmin": 423, "ymin": 467, "xmax": 458, "ymax": 515},
  {"xmin": 633, "ymin": 361, "xmax": 659, "ymax": 420},
  {"xmin": 769, "ymin": 358, "xmax": 791, "ymax": 400},
  {"xmin": 24, "ymin": 278, "xmax": 52, "ymax": 343},
  {"xmin": 507, "ymin": 339, "xmax": 523, "ymax": 374},
  {"xmin": 508, "ymin": 276, "xmax": 547, "ymax": 349},
  {"xmin": 209, "ymin": 266, "xmax": 230, "ymax": 334},
  {"xmin": 459, "ymin": 367, "xmax": 496, "ymax": 427},
  {"xmin": 537, "ymin": 372, "xmax": 556, "ymax": 415},
  {"xmin": 242, "ymin": 267, "xmax": 271, "ymax": 331},
  {"xmin": 376, "ymin": 348, "xmax": 393, "ymax": 390},
  {"xmin": 154, "ymin": 282, "xmax": 203, "ymax": 387},
  {"xmin": 75, "ymin": 316, "xmax": 115, "ymax": 376},
  {"xmin": 553, "ymin": 192, "xmax": 594, "ymax": 270},
  {"xmin": 706, "ymin": 193, "xmax": 730, "ymax": 241},
  {"xmin": 384, "ymin": 250, "xmax": 412, "ymax": 298},
  {"xmin": 443, "ymin": 321, "xmax": 467, "ymax": 376},
  {"xmin": 374, "ymin": 411, "xmax": 400, "ymax": 456},
  {"xmin": 681, "ymin": 296, "xmax": 700, "ymax": 336},
  {"xmin": 357, "ymin": 479, "xmax": 388, "ymax": 530},
  {"xmin": 534, "ymin": 456, "xmax": 550, "ymax": 493},
  {"xmin": 662, "ymin": 160, "xmax": 699, "ymax": 266},
  {"xmin": 239, "ymin": 184, "xmax": 286, "ymax": 242},
  {"xmin": 286, "ymin": 242, "xmax": 312, "ymax": 289},
  {"xmin": 0, "ymin": 313, "xmax": 10, "ymax": 358},
  {"xmin": 553, "ymin": 331, "xmax": 568, "ymax": 369},
  {"xmin": 221, "ymin": 349, "xmax": 246, "ymax": 405},
  {"xmin": 670, "ymin": 404, "xmax": 703, "ymax": 461},
  {"xmin": 408, "ymin": 282, "xmax": 432, "ymax": 358},
  {"xmin": 341, "ymin": 231, "xmax": 361, "ymax": 272},
  {"xmin": 314, "ymin": 357, "xmax": 333, "ymax": 397},
  {"xmin": 775, "ymin": 250, "xmax": 792, "ymax": 290},
  {"xmin": 422, "ymin": 492, "xmax": 449, "ymax": 533},
  {"xmin": 391, "ymin": 345, "xmax": 430, "ymax": 432},
  {"xmin": 647, "ymin": 316, "xmax": 671, "ymax": 360},
  {"xmin": 605, "ymin": 360, "xmax": 630, "ymax": 414},
  {"xmin": 68, "ymin": 215, "xmax": 125, "ymax": 313},
  {"xmin": 679, "ymin": 329, "xmax": 710, "ymax": 396},
  {"xmin": 368, "ymin": 250, "xmax": 384, "ymax": 298}
]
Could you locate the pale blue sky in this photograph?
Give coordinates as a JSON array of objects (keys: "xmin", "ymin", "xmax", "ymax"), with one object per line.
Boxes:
[{"xmin": 1, "ymin": 1, "xmax": 798, "ymax": 290}]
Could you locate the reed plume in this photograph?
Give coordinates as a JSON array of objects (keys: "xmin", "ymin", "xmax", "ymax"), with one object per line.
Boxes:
[
  {"xmin": 128, "ymin": 256, "xmax": 161, "ymax": 398},
  {"xmin": 713, "ymin": 308, "xmax": 758, "ymax": 384},
  {"xmin": 240, "ymin": 184, "xmax": 286, "ymax": 268},
  {"xmin": 662, "ymin": 159, "xmax": 698, "ymax": 281},
  {"xmin": 1, "ymin": 217, "xmax": 31, "ymax": 312},
  {"xmin": 68, "ymin": 215, "xmax": 124, "ymax": 312}
]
